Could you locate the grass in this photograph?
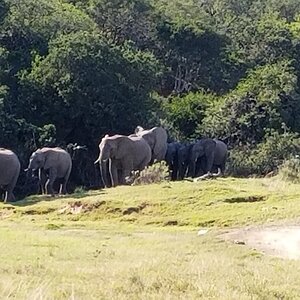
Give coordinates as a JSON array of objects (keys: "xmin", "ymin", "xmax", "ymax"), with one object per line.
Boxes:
[{"xmin": 0, "ymin": 177, "xmax": 300, "ymax": 298}]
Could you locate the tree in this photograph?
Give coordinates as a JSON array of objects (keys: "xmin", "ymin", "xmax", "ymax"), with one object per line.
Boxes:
[{"xmin": 20, "ymin": 31, "xmax": 161, "ymax": 148}]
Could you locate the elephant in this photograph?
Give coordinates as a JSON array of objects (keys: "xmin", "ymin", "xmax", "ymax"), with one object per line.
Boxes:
[
  {"xmin": 94, "ymin": 134, "xmax": 151, "ymax": 187},
  {"xmin": 66, "ymin": 143, "xmax": 101, "ymax": 189},
  {"xmin": 0, "ymin": 148, "xmax": 20, "ymax": 202},
  {"xmin": 26, "ymin": 147, "xmax": 72, "ymax": 196},
  {"xmin": 134, "ymin": 126, "xmax": 168, "ymax": 163},
  {"xmin": 165, "ymin": 142, "xmax": 181, "ymax": 180},
  {"xmin": 177, "ymin": 143, "xmax": 195, "ymax": 180},
  {"xmin": 189, "ymin": 138, "xmax": 228, "ymax": 178}
]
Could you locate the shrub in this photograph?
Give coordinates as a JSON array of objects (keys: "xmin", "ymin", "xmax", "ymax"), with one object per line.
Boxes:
[
  {"xmin": 278, "ymin": 157, "xmax": 300, "ymax": 183},
  {"xmin": 132, "ymin": 161, "xmax": 169, "ymax": 185},
  {"xmin": 227, "ymin": 131, "xmax": 300, "ymax": 176}
]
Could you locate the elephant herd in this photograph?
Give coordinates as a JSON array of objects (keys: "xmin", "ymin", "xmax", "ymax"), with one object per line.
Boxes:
[
  {"xmin": 165, "ymin": 138, "xmax": 228, "ymax": 181},
  {"xmin": 0, "ymin": 125, "xmax": 228, "ymax": 202}
]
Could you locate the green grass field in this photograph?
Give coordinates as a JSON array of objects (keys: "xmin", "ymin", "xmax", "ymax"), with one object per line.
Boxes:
[{"xmin": 1, "ymin": 177, "xmax": 300, "ymax": 299}]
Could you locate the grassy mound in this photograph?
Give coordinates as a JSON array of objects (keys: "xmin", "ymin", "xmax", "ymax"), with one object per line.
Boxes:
[
  {"xmin": 0, "ymin": 177, "xmax": 300, "ymax": 299},
  {"xmin": 3, "ymin": 177, "xmax": 300, "ymax": 228}
]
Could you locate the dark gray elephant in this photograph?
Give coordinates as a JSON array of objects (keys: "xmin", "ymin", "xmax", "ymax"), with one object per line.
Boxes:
[
  {"xmin": 94, "ymin": 134, "xmax": 151, "ymax": 187},
  {"xmin": 177, "ymin": 143, "xmax": 195, "ymax": 180},
  {"xmin": 165, "ymin": 142, "xmax": 181, "ymax": 180},
  {"xmin": 189, "ymin": 138, "xmax": 228, "ymax": 178},
  {"xmin": 0, "ymin": 148, "xmax": 20, "ymax": 202},
  {"xmin": 26, "ymin": 147, "xmax": 72, "ymax": 196},
  {"xmin": 134, "ymin": 126, "xmax": 168, "ymax": 163},
  {"xmin": 66, "ymin": 143, "xmax": 101, "ymax": 189}
]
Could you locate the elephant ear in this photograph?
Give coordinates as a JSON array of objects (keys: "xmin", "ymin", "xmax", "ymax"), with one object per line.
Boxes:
[
  {"xmin": 204, "ymin": 139, "xmax": 217, "ymax": 154},
  {"xmin": 43, "ymin": 150, "xmax": 56, "ymax": 170},
  {"xmin": 107, "ymin": 138, "xmax": 119, "ymax": 158}
]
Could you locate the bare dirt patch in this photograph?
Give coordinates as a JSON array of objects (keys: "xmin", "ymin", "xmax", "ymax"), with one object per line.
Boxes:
[
  {"xmin": 221, "ymin": 225, "xmax": 300, "ymax": 260},
  {"xmin": 58, "ymin": 200, "xmax": 106, "ymax": 214}
]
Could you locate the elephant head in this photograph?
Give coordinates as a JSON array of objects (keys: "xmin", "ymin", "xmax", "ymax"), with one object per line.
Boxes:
[
  {"xmin": 94, "ymin": 135, "xmax": 120, "ymax": 188},
  {"xmin": 27, "ymin": 150, "xmax": 47, "ymax": 171},
  {"xmin": 189, "ymin": 138, "xmax": 217, "ymax": 177},
  {"xmin": 177, "ymin": 143, "xmax": 195, "ymax": 179},
  {"xmin": 94, "ymin": 135, "xmax": 118, "ymax": 163}
]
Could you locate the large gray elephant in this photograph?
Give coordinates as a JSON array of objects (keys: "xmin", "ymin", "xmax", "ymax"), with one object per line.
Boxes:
[
  {"xmin": 0, "ymin": 148, "xmax": 20, "ymax": 202},
  {"xmin": 26, "ymin": 147, "xmax": 72, "ymax": 196},
  {"xmin": 134, "ymin": 126, "xmax": 168, "ymax": 163},
  {"xmin": 95, "ymin": 134, "xmax": 151, "ymax": 187},
  {"xmin": 189, "ymin": 138, "xmax": 228, "ymax": 178}
]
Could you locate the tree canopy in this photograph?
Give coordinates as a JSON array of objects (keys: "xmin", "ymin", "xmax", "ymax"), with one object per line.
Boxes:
[{"xmin": 1, "ymin": 0, "xmax": 300, "ymax": 186}]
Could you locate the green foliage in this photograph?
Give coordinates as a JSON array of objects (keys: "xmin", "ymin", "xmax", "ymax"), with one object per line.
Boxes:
[
  {"xmin": 2, "ymin": 0, "xmax": 300, "ymax": 192},
  {"xmin": 198, "ymin": 61, "xmax": 299, "ymax": 146},
  {"xmin": 21, "ymin": 31, "xmax": 160, "ymax": 146},
  {"xmin": 163, "ymin": 92, "xmax": 217, "ymax": 139},
  {"xmin": 0, "ymin": 0, "xmax": 7, "ymax": 24},
  {"xmin": 39, "ymin": 124, "xmax": 56, "ymax": 146},
  {"xmin": 279, "ymin": 157, "xmax": 300, "ymax": 183},
  {"xmin": 228, "ymin": 131, "xmax": 300, "ymax": 176}
]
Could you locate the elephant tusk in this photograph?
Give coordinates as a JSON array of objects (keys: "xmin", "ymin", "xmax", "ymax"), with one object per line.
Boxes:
[
  {"xmin": 94, "ymin": 158, "xmax": 100, "ymax": 164},
  {"xmin": 24, "ymin": 168, "xmax": 29, "ymax": 172},
  {"xmin": 193, "ymin": 169, "xmax": 222, "ymax": 182},
  {"xmin": 211, "ymin": 168, "xmax": 222, "ymax": 177}
]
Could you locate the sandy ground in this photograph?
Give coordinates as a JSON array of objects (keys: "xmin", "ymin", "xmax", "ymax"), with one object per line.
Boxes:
[{"xmin": 221, "ymin": 225, "xmax": 300, "ymax": 260}]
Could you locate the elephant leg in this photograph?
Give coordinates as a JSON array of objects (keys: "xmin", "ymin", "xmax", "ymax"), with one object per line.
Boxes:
[
  {"xmin": 39, "ymin": 169, "xmax": 47, "ymax": 194},
  {"xmin": 171, "ymin": 161, "xmax": 178, "ymax": 181},
  {"xmin": 4, "ymin": 171, "xmax": 19, "ymax": 202},
  {"xmin": 60, "ymin": 166, "xmax": 71, "ymax": 195},
  {"xmin": 189, "ymin": 160, "xmax": 197, "ymax": 178},
  {"xmin": 109, "ymin": 160, "xmax": 118, "ymax": 187},
  {"xmin": 4, "ymin": 189, "xmax": 15, "ymax": 203},
  {"xmin": 59, "ymin": 179, "xmax": 67, "ymax": 195},
  {"xmin": 205, "ymin": 151, "xmax": 215, "ymax": 175},
  {"xmin": 186, "ymin": 162, "xmax": 193, "ymax": 178},
  {"xmin": 117, "ymin": 169, "xmax": 123, "ymax": 185},
  {"xmin": 45, "ymin": 168, "xmax": 57, "ymax": 196},
  {"xmin": 219, "ymin": 162, "xmax": 226, "ymax": 176},
  {"xmin": 122, "ymin": 161, "xmax": 133, "ymax": 185},
  {"xmin": 196, "ymin": 159, "xmax": 206, "ymax": 176},
  {"xmin": 180, "ymin": 163, "xmax": 188, "ymax": 179},
  {"xmin": 100, "ymin": 161, "xmax": 110, "ymax": 188},
  {"xmin": 178, "ymin": 164, "xmax": 183, "ymax": 180}
]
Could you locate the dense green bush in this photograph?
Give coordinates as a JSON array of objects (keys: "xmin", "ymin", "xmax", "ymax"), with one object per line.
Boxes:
[
  {"xmin": 227, "ymin": 131, "xmax": 300, "ymax": 176},
  {"xmin": 2, "ymin": 0, "xmax": 300, "ymax": 195},
  {"xmin": 279, "ymin": 157, "xmax": 300, "ymax": 183}
]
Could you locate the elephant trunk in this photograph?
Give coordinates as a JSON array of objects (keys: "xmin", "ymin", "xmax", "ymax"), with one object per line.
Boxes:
[
  {"xmin": 100, "ymin": 161, "xmax": 110, "ymax": 188},
  {"xmin": 25, "ymin": 167, "xmax": 34, "ymax": 178},
  {"xmin": 94, "ymin": 154, "xmax": 110, "ymax": 188}
]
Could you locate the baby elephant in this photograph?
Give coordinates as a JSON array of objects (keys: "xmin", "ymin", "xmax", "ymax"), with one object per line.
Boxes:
[
  {"xmin": 26, "ymin": 147, "xmax": 72, "ymax": 196},
  {"xmin": 0, "ymin": 148, "xmax": 20, "ymax": 202}
]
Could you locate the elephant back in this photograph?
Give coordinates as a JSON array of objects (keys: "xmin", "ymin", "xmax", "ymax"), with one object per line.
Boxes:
[{"xmin": 41, "ymin": 147, "xmax": 72, "ymax": 177}]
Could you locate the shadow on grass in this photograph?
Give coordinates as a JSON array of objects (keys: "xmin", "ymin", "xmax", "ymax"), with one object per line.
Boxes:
[
  {"xmin": 5, "ymin": 189, "xmax": 107, "ymax": 208},
  {"xmin": 223, "ymin": 195, "xmax": 266, "ymax": 203}
]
